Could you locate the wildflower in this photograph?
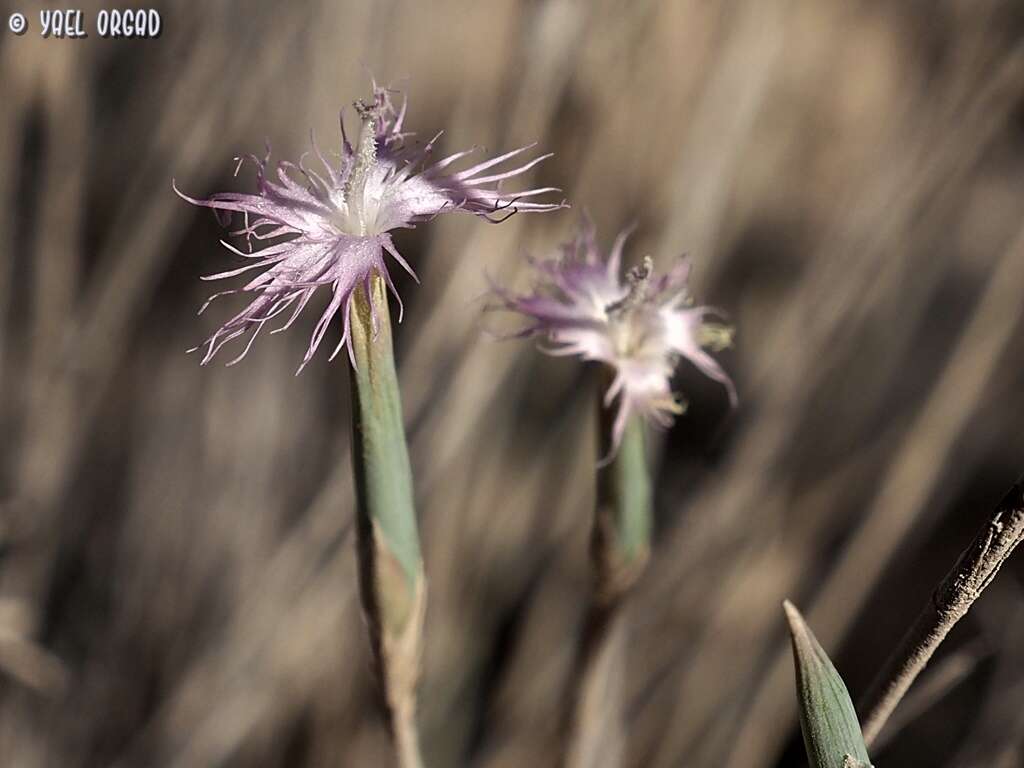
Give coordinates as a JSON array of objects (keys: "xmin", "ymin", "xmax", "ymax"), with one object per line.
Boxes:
[
  {"xmin": 493, "ymin": 221, "xmax": 736, "ymax": 454},
  {"xmin": 176, "ymin": 83, "xmax": 564, "ymax": 371}
]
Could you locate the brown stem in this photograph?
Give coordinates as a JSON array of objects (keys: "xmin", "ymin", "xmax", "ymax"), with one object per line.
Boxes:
[
  {"xmin": 858, "ymin": 476, "xmax": 1024, "ymax": 745},
  {"xmin": 392, "ymin": 694, "xmax": 425, "ymax": 768},
  {"xmin": 562, "ymin": 598, "xmax": 629, "ymax": 768}
]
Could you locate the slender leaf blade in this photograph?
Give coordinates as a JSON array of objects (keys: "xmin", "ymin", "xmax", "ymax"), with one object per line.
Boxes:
[{"xmin": 784, "ymin": 601, "xmax": 872, "ymax": 768}]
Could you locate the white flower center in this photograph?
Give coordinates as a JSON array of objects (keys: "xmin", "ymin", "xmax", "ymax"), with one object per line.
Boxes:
[
  {"xmin": 609, "ymin": 307, "xmax": 661, "ymax": 360},
  {"xmin": 332, "ymin": 102, "xmax": 384, "ymax": 237}
]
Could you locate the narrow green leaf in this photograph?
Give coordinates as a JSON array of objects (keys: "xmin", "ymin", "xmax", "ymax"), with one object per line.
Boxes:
[{"xmin": 784, "ymin": 601, "xmax": 872, "ymax": 768}]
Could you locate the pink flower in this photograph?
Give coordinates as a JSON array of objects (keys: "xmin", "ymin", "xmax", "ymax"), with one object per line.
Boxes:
[
  {"xmin": 494, "ymin": 221, "xmax": 736, "ymax": 454},
  {"xmin": 176, "ymin": 84, "xmax": 564, "ymax": 371}
]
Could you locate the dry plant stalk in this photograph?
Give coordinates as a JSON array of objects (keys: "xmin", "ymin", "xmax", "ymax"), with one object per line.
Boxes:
[{"xmin": 858, "ymin": 476, "xmax": 1024, "ymax": 745}]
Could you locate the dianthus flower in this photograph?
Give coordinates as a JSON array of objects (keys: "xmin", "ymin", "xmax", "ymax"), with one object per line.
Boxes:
[
  {"xmin": 176, "ymin": 84, "xmax": 564, "ymax": 370},
  {"xmin": 494, "ymin": 221, "xmax": 736, "ymax": 453}
]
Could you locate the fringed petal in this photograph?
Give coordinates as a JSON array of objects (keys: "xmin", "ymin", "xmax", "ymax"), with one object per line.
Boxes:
[{"xmin": 179, "ymin": 81, "xmax": 561, "ymax": 368}]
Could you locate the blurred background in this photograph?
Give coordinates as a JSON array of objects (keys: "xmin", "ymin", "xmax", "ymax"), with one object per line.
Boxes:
[{"xmin": 3, "ymin": 1, "xmax": 1024, "ymax": 766}]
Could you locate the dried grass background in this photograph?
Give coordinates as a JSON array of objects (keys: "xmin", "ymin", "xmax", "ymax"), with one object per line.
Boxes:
[{"xmin": 2, "ymin": 1, "xmax": 1024, "ymax": 766}]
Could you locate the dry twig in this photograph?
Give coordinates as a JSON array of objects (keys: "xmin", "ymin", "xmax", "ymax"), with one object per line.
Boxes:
[{"xmin": 859, "ymin": 477, "xmax": 1024, "ymax": 745}]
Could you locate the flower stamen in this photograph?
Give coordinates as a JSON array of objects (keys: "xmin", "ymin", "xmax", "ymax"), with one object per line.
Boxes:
[
  {"xmin": 698, "ymin": 322, "xmax": 734, "ymax": 352},
  {"xmin": 606, "ymin": 255, "xmax": 653, "ymax": 315},
  {"xmin": 343, "ymin": 100, "xmax": 381, "ymax": 236}
]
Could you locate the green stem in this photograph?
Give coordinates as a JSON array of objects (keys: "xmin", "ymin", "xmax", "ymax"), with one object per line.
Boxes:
[
  {"xmin": 348, "ymin": 274, "xmax": 426, "ymax": 768},
  {"xmin": 593, "ymin": 377, "xmax": 652, "ymax": 602},
  {"xmin": 563, "ymin": 372, "xmax": 653, "ymax": 768}
]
